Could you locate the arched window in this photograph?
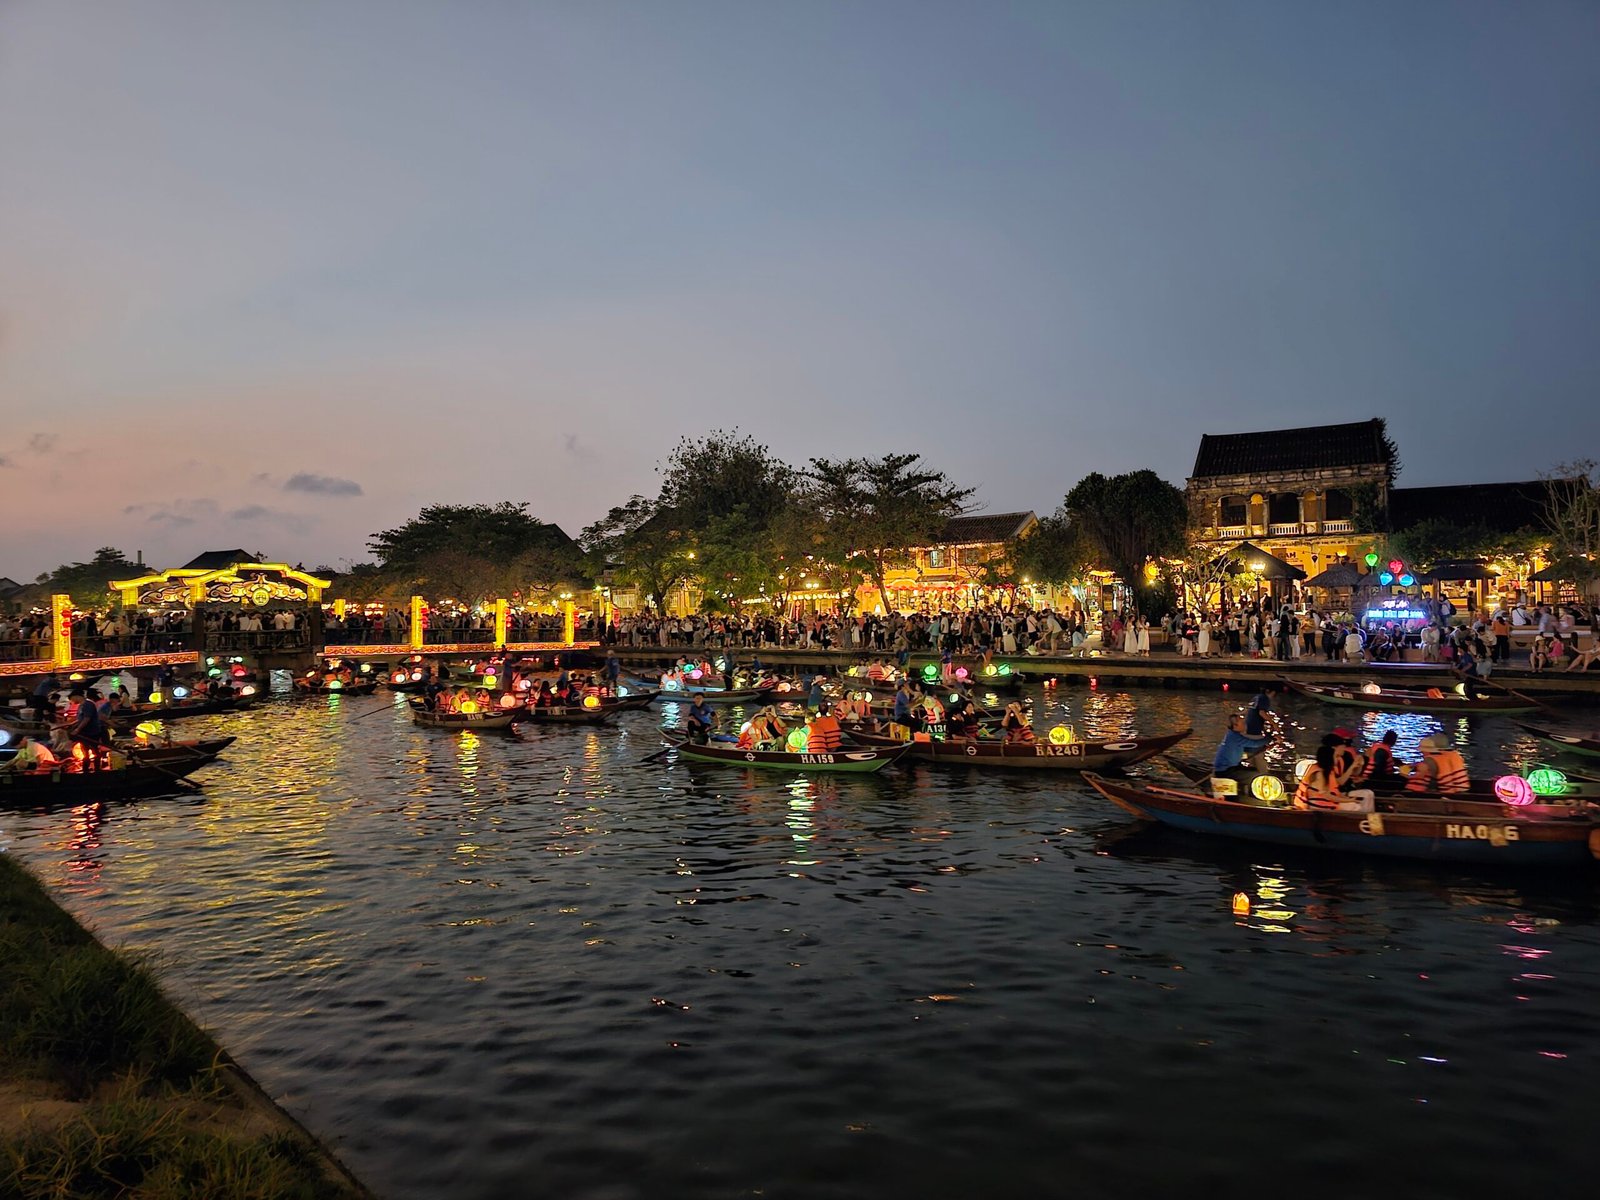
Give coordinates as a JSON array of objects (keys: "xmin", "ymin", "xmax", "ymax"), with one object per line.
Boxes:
[{"xmin": 1268, "ymin": 493, "xmax": 1301, "ymax": 524}]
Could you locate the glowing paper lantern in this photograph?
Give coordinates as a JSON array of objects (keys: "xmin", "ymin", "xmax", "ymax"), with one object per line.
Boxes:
[
  {"xmin": 460, "ymin": 700, "xmax": 479, "ymax": 714},
  {"xmin": 1364, "ymin": 552, "xmax": 1379, "ymax": 568},
  {"xmin": 1232, "ymin": 892, "xmax": 1251, "ymax": 916},
  {"xmin": 393, "ymin": 671, "xmax": 408, "ymax": 683},
  {"xmin": 359, "ymin": 663, "xmax": 372, "ymax": 674},
  {"xmin": 1378, "ymin": 572, "xmax": 1394, "ymax": 586},
  {"xmin": 663, "ymin": 678, "xmax": 682, "ymax": 691},
  {"xmin": 483, "ymin": 674, "xmax": 498, "ymax": 688},
  {"xmin": 955, "ymin": 667, "xmax": 969, "ymax": 680},
  {"xmin": 1251, "ymin": 775, "xmax": 1285, "ymax": 803},
  {"xmin": 786, "ymin": 728, "xmax": 809, "ymax": 751},
  {"xmin": 1527, "ymin": 768, "xmax": 1567, "ymax": 796},
  {"xmin": 617, "ymin": 686, "xmax": 630, "ymax": 698},
  {"xmin": 499, "ymin": 693, "xmax": 519, "ymax": 709},
  {"xmin": 1049, "ymin": 725, "xmax": 1073, "ymax": 745},
  {"xmin": 950, "ymin": 694, "xmax": 961, "ymax": 704},
  {"xmin": 134, "ymin": 721, "xmax": 164, "ymax": 742},
  {"xmin": 1294, "ymin": 758, "xmax": 1316, "ymax": 781},
  {"xmin": 171, "ymin": 686, "xmax": 189, "ymax": 699},
  {"xmin": 922, "ymin": 665, "xmax": 938, "ymax": 681},
  {"xmin": 1494, "ymin": 775, "xmax": 1534, "ymax": 807},
  {"xmin": 1388, "ymin": 559, "xmax": 1403, "ymax": 574},
  {"xmin": 984, "ymin": 664, "xmax": 997, "ymax": 676},
  {"xmin": 411, "ymin": 671, "xmax": 423, "ymax": 682},
  {"xmin": 68, "ymin": 672, "xmax": 84, "ymax": 682},
  {"xmin": 327, "ymin": 680, "xmax": 343, "ymax": 690},
  {"xmin": 148, "ymin": 691, "xmax": 163, "ymax": 705},
  {"xmin": 231, "ymin": 665, "xmax": 247, "ymax": 677},
  {"xmin": 1361, "ymin": 682, "xmax": 1381, "ymax": 695},
  {"xmin": 205, "ymin": 657, "xmax": 217, "ymax": 666},
  {"xmin": 582, "ymin": 695, "xmax": 600, "ymax": 709},
  {"xmin": 208, "ymin": 668, "xmax": 223, "ymax": 678},
  {"xmin": 998, "ymin": 664, "xmax": 1012, "ymax": 676},
  {"xmin": 1399, "ymin": 573, "xmax": 1415, "ymax": 587},
  {"xmin": 240, "ymin": 685, "xmax": 257, "ymax": 696},
  {"xmin": 689, "ymin": 669, "xmax": 703, "ymax": 681}
]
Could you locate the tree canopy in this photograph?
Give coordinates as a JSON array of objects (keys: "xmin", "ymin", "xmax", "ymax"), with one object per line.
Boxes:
[
  {"xmin": 369, "ymin": 503, "xmax": 586, "ymax": 604},
  {"xmin": 36, "ymin": 547, "xmax": 141, "ymax": 608},
  {"xmin": 1542, "ymin": 460, "xmax": 1600, "ymax": 591},
  {"xmin": 1062, "ymin": 470, "xmax": 1187, "ymax": 614}
]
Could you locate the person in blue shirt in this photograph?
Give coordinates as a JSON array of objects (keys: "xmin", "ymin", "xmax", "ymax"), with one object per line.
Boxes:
[
  {"xmin": 807, "ymin": 676, "xmax": 827, "ymax": 711},
  {"xmin": 604, "ymin": 651, "xmax": 621, "ymax": 688},
  {"xmin": 1244, "ymin": 689, "xmax": 1273, "ymax": 737},
  {"xmin": 1213, "ymin": 714, "xmax": 1268, "ymax": 776},
  {"xmin": 686, "ymin": 695, "xmax": 716, "ymax": 744},
  {"xmin": 892, "ymin": 682, "xmax": 912, "ymax": 726}
]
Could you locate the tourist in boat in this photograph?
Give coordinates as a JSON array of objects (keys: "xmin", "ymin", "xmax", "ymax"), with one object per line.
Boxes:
[
  {"xmin": 1359, "ymin": 729, "xmax": 1403, "ymax": 793},
  {"xmin": 946, "ymin": 695, "xmax": 982, "ymax": 739},
  {"xmin": 1324, "ymin": 728, "xmax": 1364, "ymax": 786},
  {"xmin": 807, "ymin": 676, "xmax": 827, "ymax": 711},
  {"xmin": 806, "ymin": 707, "xmax": 844, "ymax": 753},
  {"xmin": 68, "ymin": 691, "xmax": 110, "ymax": 761},
  {"xmin": 1404, "ymin": 734, "xmax": 1470, "ymax": 794},
  {"xmin": 1001, "ymin": 702, "xmax": 1034, "ymax": 744},
  {"xmin": 918, "ymin": 691, "xmax": 946, "ymax": 729},
  {"xmin": 686, "ymin": 694, "xmax": 716, "ymax": 745},
  {"xmin": 1293, "ymin": 745, "xmax": 1375, "ymax": 812},
  {"xmin": 4, "ymin": 734, "xmax": 59, "ymax": 773},
  {"xmin": 1212, "ymin": 714, "xmax": 1267, "ymax": 777}
]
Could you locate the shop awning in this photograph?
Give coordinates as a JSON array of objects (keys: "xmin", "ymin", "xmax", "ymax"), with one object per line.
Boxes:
[{"xmin": 1210, "ymin": 542, "xmax": 1306, "ymax": 581}]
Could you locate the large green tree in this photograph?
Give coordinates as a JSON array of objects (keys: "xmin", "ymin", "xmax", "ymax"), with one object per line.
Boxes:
[
  {"xmin": 1009, "ymin": 513, "xmax": 1093, "ymax": 590},
  {"xmin": 368, "ymin": 503, "xmax": 585, "ymax": 604},
  {"xmin": 1062, "ymin": 470, "xmax": 1187, "ymax": 615},
  {"xmin": 580, "ymin": 495, "xmax": 696, "ymax": 612},
  {"xmin": 805, "ymin": 453, "xmax": 975, "ymax": 608},
  {"xmin": 1542, "ymin": 459, "xmax": 1600, "ymax": 593},
  {"xmin": 36, "ymin": 547, "xmax": 141, "ymax": 608}
]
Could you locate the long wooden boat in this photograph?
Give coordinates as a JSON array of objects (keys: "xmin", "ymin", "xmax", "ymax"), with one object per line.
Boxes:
[
  {"xmin": 1163, "ymin": 755, "xmax": 1600, "ymax": 809},
  {"xmin": 513, "ymin": 705, "xmax": 617, "ymax": 726},
  {"xmin": 1517, "ymin": 723, "xmax": 1600, "ymax": 759},
  {"xmin": 408, "ymin": 702, "xmax": 519, "ymax": 730},
  {"xmin": 847, "ymin": 726, "xmax": 1192, "ymax": 770},
  {"xmin": 126, "ymin": 736, "xmax": 237, "ymax": 764},
  {"xmin": 110, "ymin": 695, "xmax": 259, "ymax": 725},
  {"xmin": 839, "ymin": 670, "xmax": 1027, "ymax": 698},
  {"xmin": 603, "ymin": 690, "xmax": 659, "ymax": 711},
  {"xmin": 0, "ymin": 755, "xmax": 215, "ymax": 800},
  {"xmin": 660, "ymin": 731, "xmax": 910, "ymax": 773},
  {"xmin": 1281, "ymin": 677, "xmax": 1541, "ymax": 715},
  {"xmin": 295, "ymin": 679, "xmax": 381, "ymax": 697},
  {"xmin": 653, "ymin": 686, "xmax": 771, "ymax": 705},
  {"xmin": 1082, "ymin": 772, "xmax": 1599, "ymax": 866}
]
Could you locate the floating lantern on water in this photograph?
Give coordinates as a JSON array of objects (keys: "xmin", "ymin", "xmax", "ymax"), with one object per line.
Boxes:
[
  {"xmin": 1233, "ymin": 892, "xmax": 1251, "ymax": 916},
  {"xmin": 1049, "ymin": 725, "xmax": 1074, "ymax": 745},
  {"xmin": 1088, "ymin": 677, "xmax": 1098, "ymax": 688},
  {"xmin": 1361, "ymin": 682, "xmax": 1381, "ymax": 695},
  {"xmin": 1494, "ymin": 775, "xmax": 1534, "ymax": 807},
  {"xmin": 1527, "ymin": 768, "xmax": 1568, "ymax": 796},
  {"xmin": 1251, "ymin": 775, "xmax": 1285, "ymax": 803},
  {"xmin": 582, "ymin": 695, "xmax": 600, "ymax": 709}
]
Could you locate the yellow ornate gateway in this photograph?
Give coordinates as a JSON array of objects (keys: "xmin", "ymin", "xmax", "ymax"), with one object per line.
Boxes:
[{"xmin": 110, "ymin": 562, "xmax": 331, "ymax": 609}]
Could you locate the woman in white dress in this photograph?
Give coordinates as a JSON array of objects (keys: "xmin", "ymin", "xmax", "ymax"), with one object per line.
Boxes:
[
  {"xmin": 1123, "ymin": 613, "xmax": 1139, "ymax": 655},
  {"xmin": 1196, "ymin": 617, "xmax": 1212, "ymax": 658},
  {"xmin": 1136, "ymin": 618, "xmax": 1151, "ymax": 656}
]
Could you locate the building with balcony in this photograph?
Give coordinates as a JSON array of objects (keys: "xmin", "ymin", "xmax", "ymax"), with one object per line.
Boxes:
[{"xmin": 1186, "ymin": 418, "xmax": 1397, "ymax": 579}]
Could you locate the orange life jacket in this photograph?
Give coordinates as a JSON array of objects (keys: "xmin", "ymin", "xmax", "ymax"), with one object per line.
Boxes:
[
  {"xmin": 1294, "ymin": 765, "xmax": 1344, "ymax": 810},
  {"xmin": 807, "ymin": 714, "xmax": 843, "ymax": 753},
  {"xmin": 1407, "ymin": 749, "xmax": 1469, "ymax": 794}
]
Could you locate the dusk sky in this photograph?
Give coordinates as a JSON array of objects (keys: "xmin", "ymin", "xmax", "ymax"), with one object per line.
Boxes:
[{"xmin": 2, "ymin": 1, "xmax": 1596, "ymax": 579}]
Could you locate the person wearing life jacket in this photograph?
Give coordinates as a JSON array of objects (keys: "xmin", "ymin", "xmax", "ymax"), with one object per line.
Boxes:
[
  {"xmin": 1295, "ymin": 746, "xmax": 1353, "ymax": 811},
  {"xmin": 1001, "ymin": 702, "xmax": 1034, "ymax": 744},
  {"xmin": 1360, "ymin": 729, "xmax": 1403, "ymax": 792},
  {"xmin": 1406, "ymin": 733, "xmax": 1470, "ymax": 794},
  {"xmin": 919, "ymin": 692, "xmax": 946, "ymax": 728},
  {"xmin": 867, "ymin": 659, "xmax": 887, "ymax": 682},
  {"xmin": 751, "ymin": 707, "xmax": 786, "ymax": 750},
  {"xmin": 1325, "ymin": 728, "xmax": 1364, "ymax": 787},
  {"xmin": 806, "ymin": 708, "xmax": 843, "ymax": 753}
]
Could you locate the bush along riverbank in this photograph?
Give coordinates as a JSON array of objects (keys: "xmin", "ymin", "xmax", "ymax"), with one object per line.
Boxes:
[{"xmin": 0, "ymin": 850, "xmax": 371, "ymax": 1200}]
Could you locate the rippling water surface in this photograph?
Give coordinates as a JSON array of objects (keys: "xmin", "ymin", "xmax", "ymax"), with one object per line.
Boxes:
[{"xmin": 3, "ymin": 686, "xmax": 1599, "ymax": 1199}]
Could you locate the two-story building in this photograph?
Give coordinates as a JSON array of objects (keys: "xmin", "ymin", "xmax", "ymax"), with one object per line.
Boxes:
[
  {"xmin": 1186, "ymin": 418, "xmax": 1397, "ymax": 581},
  {"xmin": 865, "ymin": 511, "xmax": 1039, "ymax": 613}
]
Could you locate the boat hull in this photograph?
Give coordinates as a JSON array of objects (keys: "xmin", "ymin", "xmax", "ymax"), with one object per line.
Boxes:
[
  {"xmin": 1281, "ymin": 678, "xmax": 1537, "ymax": 715},
  {"xmin": 1083, "ymin": 773, "xmax": 1599, "ymax": 866},
  {"xmin": 848, "ymin": 727, "xmax": 1191, "ymax": 770},
  {"xmin": 663, "ymin": 734, "xmax": 908, "ymax": 773},
  {"xmin": 1517, "ymin": 723, "xmax": 1600, "ymax": 758}
]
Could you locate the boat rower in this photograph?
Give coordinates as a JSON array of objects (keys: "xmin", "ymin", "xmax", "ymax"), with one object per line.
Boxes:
[
  {"xmin": 1212, "ymin": 714, "xmax": 1267, "ymax": 779},
  {"xmin": 686, "ymin": 695, "xmax": 717, "ymax": 745},
  {"xmin": 1404, "ymin": 733, "xmax": 1470, "ymax": 794}
]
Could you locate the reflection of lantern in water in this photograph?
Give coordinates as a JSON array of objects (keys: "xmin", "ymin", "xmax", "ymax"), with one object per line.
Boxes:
[
  {"xmin": 1527, "ymin": 768, "xmax": 1567, "ymax": 796},
  {"xmin": 1251, "ymin": 774, "xmax": 1285, "ymax": 803},
  {"xmin": 1049, "ymin": 725, "xmax": 1073, "ymax": 745},
  {"xmin": 1494, "ymin": 775, "xmax": 1534, "ymax": 806}
]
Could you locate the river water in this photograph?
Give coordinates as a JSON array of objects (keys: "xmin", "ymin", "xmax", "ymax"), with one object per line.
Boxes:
[{"xmin": 2, "ymin": 686, "xmax": 1598, "ymax": 1199}]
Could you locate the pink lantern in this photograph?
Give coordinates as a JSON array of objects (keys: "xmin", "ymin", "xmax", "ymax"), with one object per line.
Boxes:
[
  {"xmin": 954, "ymin": 667, "xmax": 969, "ymax": 680},
  {"xmin": 1493, "ymin": 775, "xmax": 1534, "ymax": 807},
  {"xmin": 689, "ymin": 669, "xmax": 703, "ymax": 680}
]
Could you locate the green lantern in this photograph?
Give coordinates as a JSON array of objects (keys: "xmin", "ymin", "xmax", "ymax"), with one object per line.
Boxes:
[
  {"xmin": 1527, "ymin": 768, "xmax": 1568, "ymax": 796},
  {"xmin": 1364, "ymin": 551, "xmax": 1379, "ymax": 568}
]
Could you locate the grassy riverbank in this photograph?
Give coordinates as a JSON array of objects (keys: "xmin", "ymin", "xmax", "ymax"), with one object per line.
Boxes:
[{"xmin": 0, "ymin": 850, "xmax": 368, "ymax": 1199}]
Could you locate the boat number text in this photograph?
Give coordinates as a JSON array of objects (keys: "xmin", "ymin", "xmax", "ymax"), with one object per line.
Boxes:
[{"xmin": 1032, "ymin": 744, "xmax": 1084, "ymax": 757}]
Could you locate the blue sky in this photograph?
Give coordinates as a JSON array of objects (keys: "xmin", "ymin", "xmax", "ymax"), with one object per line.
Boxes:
[{"xmin": 2, "ymin": 1, "xmax": 1596, "ymax": 577}]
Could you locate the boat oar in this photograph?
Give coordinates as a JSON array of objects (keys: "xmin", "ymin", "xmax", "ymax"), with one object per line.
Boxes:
[
  {"xmin": 1480, "ymin": 676, "xmax": 1563, "ymax": 718},
  {"xmin": 639, "ymin": 741, "xmax": 676, "ymax": 766},
  {"xmin": 347, "ymin": 700, "xmax": 409, "ymax": 723}
]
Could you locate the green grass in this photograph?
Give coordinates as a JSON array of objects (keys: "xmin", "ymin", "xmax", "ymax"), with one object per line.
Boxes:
[{"xmin": 0, "ymin": 852, "xmax": 367, "ymax": 1199}]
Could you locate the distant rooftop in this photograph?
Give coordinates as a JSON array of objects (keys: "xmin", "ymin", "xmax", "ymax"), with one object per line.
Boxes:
[
  {"xmin": 1192, "ymin": 418, "xmax": 1391, "ymax": 479},
  {"xmin": 181, "ymin": 549, "xmax": 263, "ymax": 571},
  {"xmin": 938, "ymin": 511, "xmax": 1036, "ymax": 545}
]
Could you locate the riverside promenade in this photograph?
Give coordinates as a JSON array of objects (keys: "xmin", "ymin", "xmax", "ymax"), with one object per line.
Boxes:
[{"xmin": 601, "ymin": 643, "xmax": 1600, "ymax": 700}]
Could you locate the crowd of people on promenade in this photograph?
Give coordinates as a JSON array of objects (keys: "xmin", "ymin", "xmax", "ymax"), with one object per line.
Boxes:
[{"xmin": 609, "ymin": 608, "xmax": 1095, "ymax": 656}]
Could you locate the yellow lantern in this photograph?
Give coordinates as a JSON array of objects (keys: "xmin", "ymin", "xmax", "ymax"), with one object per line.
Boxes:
[
  {"xmin": 1049, "ymin": 725, "xmax": 1074, "ymax": 745},
  {"xmin": 582, "ymin": 695, "xmax": 600, "ymax": 709},
  {"xmin": 1251, "ymin": 775, "xmax": 1286, "ymax": 803},
  {"xmin": 460, "ymin": 700, "xmax": 479, "ymax": 714},
  {"xmin": 148, "ymin": 691, "xmax": 163, "ymax": 705},
  {"xmin": 1232, "ymin": 892, "xmax": 1251, "ymax": 916}
]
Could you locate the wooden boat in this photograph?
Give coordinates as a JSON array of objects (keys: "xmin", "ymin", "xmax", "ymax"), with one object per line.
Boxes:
[
  {"xmin": 110, "ymin": 695, "xmax": 259, "ymax": 725},
  {"xmin": 660, "ymin": 731, "xmax": 910, "ymax": 773},
  {"xmin": 1517, "ymin": 723, "xmax": 1600, "ymax": 759},
  {"xmin": 408, "ymin": 701, "xmax": 519, "ymax": 730},
  {"xmin": 1281, "ymin": 677, "xmax": 1540, "ymax": 715},
  {"xmin": 513, "ymin": 705, "xmax": 617, "ymax": 726},
  {"xmin": 847, "ymin": 725, "xmax": 1192, "ymax": 770},
  {"xmin": 1082, "ymin": 772, "xmax": 1600, "ymax": 866},
  {"xmin": 1163, "ymin": 755, "xmax": 1600, "ymax": 809},
  {"xmin": 603, "ymin": 689, "xmax": 659, "ymax": 712},
  {"xmin": 0, "ymin": 754, "xmax": 215, "ymax": 800},
  {"xmin": 653, "ymin": 686, "xmax": 771, "ymax": 705},
  {"xmin": 126, "ymin": 736, "xmax": 237, "ymax": 764},
  {"xmin": 295, "ymin": 679, "xmax": 381, "ymax": 697}
]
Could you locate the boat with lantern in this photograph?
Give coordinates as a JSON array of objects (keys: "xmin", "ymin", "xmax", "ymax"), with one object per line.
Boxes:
[
  {"xmin": 1163, "ymin": 756, "xmax": 1600, "ymax": 808},
  {"xmin": 109, "ymin": 692, "xmax": 260, "ymax": 724},
  {"xmin": 513, "ymin": 702, "xmax": 618, "ymax": 726},
  {"xmin": 845, "ymin": 723, "xmax": 1192, "ymax": 770},
  {"xmin": 1516, "ymin": 723, "xmax": 1600, "ymax": 759},
  {"xmin": 653, "ymin": 684, "xmax": 772, "ymax": 705},
  {"xmin": 1081, "ymin": 772, "xmax": 1600, "ymax": 866},
  {"xmin": 658, "ymin": 730, "xmax": 911, "ymax": 773},
  {"xmin": 294, "ymin": 668, "xmax": 381, "ymax": 696},
  {"xmin": 1280, "ymin": 677, "xmax": 1541, "ymax": 716},
  {"xmin": 840, "ymin": 664, "xmax": 1027, "ymax": 697},
  {"xmin": 407, "ymin": 699, "xmax": 520, "ymax": 730},
  {"xmin": 0, "ymin": 753, "xmax": 217, "ymax": 801}
]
